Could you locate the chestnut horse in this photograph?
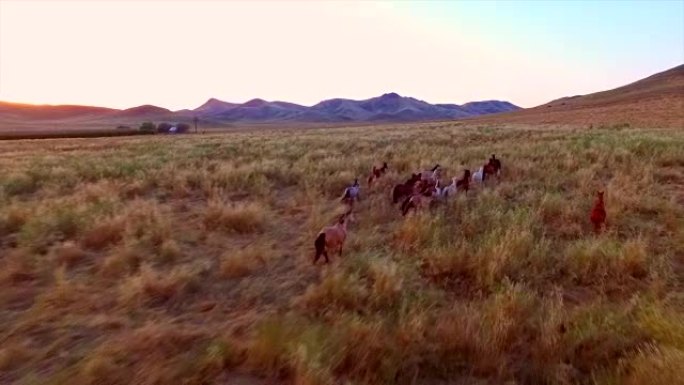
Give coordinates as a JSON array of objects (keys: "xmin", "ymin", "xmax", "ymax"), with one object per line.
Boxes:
[
  {"xmin": 314, "ymin": 210, "xmax": 354, "ymax": 264},
  {"xmin": 400, "ymin": 180, "xmax": 437, "ymax": 216},
  {"xmin": 590, "ymin": 191, "xmax": 606, "ymax": 234},
  {"xmin": 368, "ymin": 162, "xmax": 389, "ymax": 187},
  {"xmin": 391, "ymin": 173, "xmax": 421, "ymax": 203}
]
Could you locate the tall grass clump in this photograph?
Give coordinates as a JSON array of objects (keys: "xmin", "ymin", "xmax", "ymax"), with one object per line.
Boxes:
[{"xmin": 204, "ymin": 200, "xmax": 266, "ymax": 233}]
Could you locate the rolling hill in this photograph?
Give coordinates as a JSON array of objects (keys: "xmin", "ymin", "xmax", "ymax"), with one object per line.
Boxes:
[{"xmin": 471, "ymin": 64, "xmax": 684, "ymax": 128}]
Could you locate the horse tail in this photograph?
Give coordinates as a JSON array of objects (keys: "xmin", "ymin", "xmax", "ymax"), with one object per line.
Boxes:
[
  {"xmin": 392, "ymin": 186, "xmax": 401, "ymax": 204},
  {"xmin": 314, "ymin": 232, "xmax": 326, "ymax": 261},
  {"xmin": 400, "ymin": 196, "xmax": 412, "ymax": 215}
]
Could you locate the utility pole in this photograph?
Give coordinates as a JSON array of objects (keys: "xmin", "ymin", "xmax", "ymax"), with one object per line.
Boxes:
[{"xmin": 193, "ymin": 116, "xmax": 198, "ymax": 134}]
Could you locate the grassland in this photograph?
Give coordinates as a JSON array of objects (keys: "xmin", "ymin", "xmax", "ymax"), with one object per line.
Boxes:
[{"xmin": 0, "ymin": 123, "xmax": 682, "ymax": 385}]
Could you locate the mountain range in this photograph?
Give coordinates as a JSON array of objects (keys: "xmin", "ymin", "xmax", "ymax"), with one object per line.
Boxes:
[
  {"xmin": 2, "ymin": 63, "xmax": 681, "ymax": 132},
  {"xmin": 0, "ymin": 94, "xmax": 519, "ymax": 131}
]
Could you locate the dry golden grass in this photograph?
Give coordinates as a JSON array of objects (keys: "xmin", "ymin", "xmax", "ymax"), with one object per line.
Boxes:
[
  {"xmin": 0, "ymin": 123, "xmax": 682, "ymax": 384},
  {"xmin": 219, "ymin": 246, "xmax": 268, "ymax": 278},
  {"xmin": 204, "ymin": 200, "xmax": 267, "ymax": 233}
]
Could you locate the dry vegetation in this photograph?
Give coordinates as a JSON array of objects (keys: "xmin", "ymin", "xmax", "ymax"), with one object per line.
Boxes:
[{"xmin": 0, "ymin": 123, "xmax": 682, "ymax": 385}]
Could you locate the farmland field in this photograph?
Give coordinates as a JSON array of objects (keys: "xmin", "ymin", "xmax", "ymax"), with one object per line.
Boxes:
[{"xmin": 0, "ymin": 123, "xmax": 683, "ymax": 385}]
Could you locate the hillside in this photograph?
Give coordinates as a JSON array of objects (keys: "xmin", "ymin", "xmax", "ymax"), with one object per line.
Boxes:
[{"xmin": 471, "ymin": 64, "xmax": 684, "ymax": 128}]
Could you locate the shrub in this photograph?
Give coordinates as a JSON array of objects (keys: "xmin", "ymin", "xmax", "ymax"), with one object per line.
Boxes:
[
  {"xmin": 158, "ymin": 239, "xmax": 183, "ymax": 264},
  {"xmin": 157, "ymin": 122, "xmax": 172, "ymax": 133},
  {"xmin": 80, "ymin": 218, "xmax": 125, "ymax": 250},
  {"xmin": 0, "ymin": 206, "xmax": 29, "ymax": 236},
  {"xmin": 139, "ymin": 122, "xmax": 156, "ymax": 132},
  {"xmin": 2, "ymin": 173, "xmax": 40, "ymax": 196},
  {"xmin": 54, "ymin": 241, "xmax": 88, "ymax": 268},
  {"xmin": 100, "ymin": 247, "xmax": 142, "ymax": 278},
  {"xmin": 175, "ymin": 123, "xmax": 190, "ymax": 133}
]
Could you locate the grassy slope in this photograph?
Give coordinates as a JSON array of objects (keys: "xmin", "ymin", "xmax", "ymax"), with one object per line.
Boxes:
[
  {"xmin": 0, "ymin": 123, "xmax": 682, "ymax": 385},
  {"xmin": 470, "ymin": 65, "xmax": 684, "ymax": 129}
]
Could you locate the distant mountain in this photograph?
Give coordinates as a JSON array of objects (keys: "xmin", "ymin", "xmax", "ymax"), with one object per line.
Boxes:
[
  {"xmin": 0, "ymin": 93, "xmax": 521, "ymax": 130},
  {"xmin": 0, "ymin": 101, "xmax": 116, "ymax": 121},
  {"xmin": 193, "ymin": 98, "xmax": 238, "ymax": 115},
  {"xmin": 471, "ymin": 64, "xmax": 684, "ymax": 128},
  {"xmin": 460, "ymin": 101, "xmax": 520, "ymax": 115},
  {"xmin": 113, "ymin": 105, "xmax": 172, "ymax": 118},
  {"xmin": 192, "ymin": 93, "xmax": 521, "ymax": 123}
]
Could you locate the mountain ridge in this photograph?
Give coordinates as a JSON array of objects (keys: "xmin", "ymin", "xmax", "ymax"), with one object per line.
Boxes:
[{"xmin": 0, "ymin": 93, "xmax": 520, "ymax": 129}]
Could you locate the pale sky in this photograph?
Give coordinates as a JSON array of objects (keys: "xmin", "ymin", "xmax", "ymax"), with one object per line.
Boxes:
[{"xmin": 0, "ymin": 0, "xmax": 682, "ymax": 110}]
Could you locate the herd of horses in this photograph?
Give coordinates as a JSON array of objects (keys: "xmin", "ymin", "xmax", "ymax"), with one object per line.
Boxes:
[
  {"xmin": 313, "ymin": 155, "xmax": 503, "ymax": 264},
  {"xmin": 314, "ymin": 153, "xmax": 609, "ymax": 265}
]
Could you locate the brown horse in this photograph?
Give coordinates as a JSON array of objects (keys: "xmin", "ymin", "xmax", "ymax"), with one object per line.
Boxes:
[
  {"xmin": 455, "ymin": 169, "xmax": 471, "ymax": 194},
  {"xmin": 314, "ymin": 210, "xmax": 354, "ymax": 264},
  {"xmin": 368, "ymin": 162, "xmax": 389, "ymax": 187},
  {"xmin": 400, "ymin": 180, "xmax": 436, "ymax": 216},
  {"xmin": 489, "ymin": 154, "xmax": 502, "ymax": 176},
  {"xmin": 391, "ymin": 173, "xmax": 421, "ymax": 203},
  {"xmin": 590, "ymin": 191, "xmax": 606, "ymax": 234}
]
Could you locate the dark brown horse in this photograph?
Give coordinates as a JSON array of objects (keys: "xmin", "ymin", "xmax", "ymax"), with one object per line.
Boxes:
[
  {"xmin": 391, "ymin": 173, "xmax": 421, "ymax": 204},
  {"xmin": 489, "ymin": 154, "xmax": 502, "ymax": 176},
  {"xmin": 455, "ymin": 169, "xmax": 471, "ymax": 194},
  {"xmin": 400, "ymin": 180, "xmax": 436, "ymax": 215}
]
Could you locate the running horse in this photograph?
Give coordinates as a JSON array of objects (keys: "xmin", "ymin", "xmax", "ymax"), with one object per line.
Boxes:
[{"xmin": 367, "ymin": 162, "xmax": 389, "ymax": 187}]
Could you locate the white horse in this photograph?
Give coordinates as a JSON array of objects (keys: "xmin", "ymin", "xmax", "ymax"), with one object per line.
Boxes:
[
  {"xmin": 441, "ymin": 177, "xmax": 459, "ymax": 198},
  {"xmin": 341, "ymin": 179, "xmax": 361, "ymax": 204},
  {"xmin": 471, "ymin": 166, "xmax": 485, "ymax": 184},
  {"xmin": 420, "ymin": 164, "xmax": 442, "ymax": 184}
]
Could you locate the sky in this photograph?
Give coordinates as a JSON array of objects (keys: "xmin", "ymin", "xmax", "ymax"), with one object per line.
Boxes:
[{"xmin": 0, "ymin": 0, "xmax": 682, "ymax": 110}]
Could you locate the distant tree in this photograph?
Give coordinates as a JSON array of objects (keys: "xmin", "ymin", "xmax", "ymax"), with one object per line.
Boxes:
[
  {"xmin": 176, "ymin": 123, "xmax": 190, "ymax": 133},
  {"xmin": 116, "ymin": 125, "xmax": 131, "ymax": 130},
  {"xmin": 157, "ymin": 122, "xmax": 172, "ymax": 133},
  {"xmin": 139, "ymin": 122, "xmax": 156, "ymax": 133}
]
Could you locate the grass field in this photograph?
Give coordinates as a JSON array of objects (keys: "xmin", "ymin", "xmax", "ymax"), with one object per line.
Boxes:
[{"xmin": 0, "ymin": 123, "xmax": 682, "ymax": 385}]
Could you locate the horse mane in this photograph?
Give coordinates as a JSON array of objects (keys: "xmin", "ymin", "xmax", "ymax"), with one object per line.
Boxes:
[{"xmin": 431, "ymin": 164, "xmax": 441, "ymax": 172}]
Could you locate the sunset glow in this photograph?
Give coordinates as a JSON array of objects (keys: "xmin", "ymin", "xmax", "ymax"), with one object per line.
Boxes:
[{"xmin": 0, "ymin": 0, "xmax": 682, "ymax": 109}]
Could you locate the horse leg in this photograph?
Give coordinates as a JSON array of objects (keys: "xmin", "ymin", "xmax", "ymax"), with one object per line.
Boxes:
[{"xmin": 323, "ymin": 250, "xmax": 330, "ymax": 263}]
